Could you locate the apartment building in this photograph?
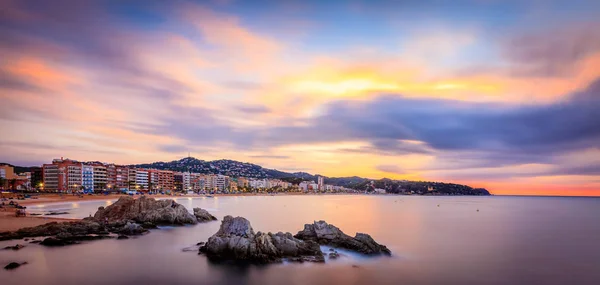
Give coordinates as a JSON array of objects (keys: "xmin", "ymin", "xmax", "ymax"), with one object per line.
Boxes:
[
  {"xmin": 135, "ymin": 169, "xmax": 148, "ymax": 191},
  {"xmin": 82, "ymin": 165, "xmax": 94, "ymax": 193},
  {"xmin": 115, "ymin": 165, "xmax": 129, "ymax": 191},
  {"xmin": 158, "ymin": 170, "xmax": 174, "ymax": 192},
  {"xmin": 42, "ymin": 158, "xmax": 82, "ymax": 192},
  {"xmin": 92, "ymin": 164, "xmax": 107, "ymax": 191}
]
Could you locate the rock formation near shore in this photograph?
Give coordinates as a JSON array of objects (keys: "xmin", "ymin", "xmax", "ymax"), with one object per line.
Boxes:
[
  {"xmin": 94, "ymin": 196, "xmax": 199, "ymax": 225},
  {"xmin": 198, "ymin": 216, "xmax": 392, "ymax": 264},
  {"xmin": 294, "ymin": 221, "xmax": 391, "ymax": 256},
  {"xmin": 199, "ymin": 216, "xmax": 324, "ymax": 263},
  {"xmin": 0, "ymin": 196, "xmax": 216, "ymax": 245},
  {"xmin": 194, "ymin": 207, "xmax": 217, "ymax": 222}
]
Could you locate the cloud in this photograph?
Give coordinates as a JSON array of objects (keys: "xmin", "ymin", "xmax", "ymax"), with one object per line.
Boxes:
[
  {"xmin": 235, "ymin": 105, "xmax": 272, "ymax": 114},
  {"xmin": 376, "ymin": 165, "xmax": 405, "ymax": 175},
  {"xmin": 503, "ymin": 22, "xmax": 600, "ymax": 77},
  {"xmin": 248, "ymin": 155, "xmax": 290, "ymax": 159}
]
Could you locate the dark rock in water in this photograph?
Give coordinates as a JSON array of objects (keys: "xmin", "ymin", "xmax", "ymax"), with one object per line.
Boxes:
[
  {"xmin": 199, "ymin": 216, "xmax": 324, "ymax": 264},
  {"xmin": 0, "ymin": 220, "xmax": 107, "ymax": 241},
  {"xmin": 24, "ymin": 238, "xmax": 29, "ymax": 241},
  {"xmin": 5, "ymin": 262, "xmax": 26, "ymax": 270},
  {"xmin": 117, "ymin": 235, "xmax": 129, "ymax": 240},
  {"xmin": 94, "ymin": 196, "xmax": 197, "ymax": 225},
  {"xmin": 29, "ymin": 213, "xmax": 42, "ymax": 216},
  {"xmin": 40, "ymin": 234, "xmax": 113, "ymax": 246},
  {"xmin": 193, "ymin": 207, "xmax": 217, "ymax": 222},
  {"xmin": 4, "ymin": 244, "xmax": 25, "ymax": 250},
  {"xmin": 294, "ymin": 221, "xmax": 391, "ymax": 256},
  {"xmin": 41, "ymin": 237, "xmax": 77, "ymax": 246},
  {"xmin": 196, "ymin": 242, "xmax": 205, "ymax": 246},
  {"xmin": 117, "ymin": 222, "xmax": 147, "ymax": 235},
  {"xmin": 29, "ymin": 240, "xmax": 41, "ymax": 244},
  {"xmin": 44, "ymin": 212, "xmax": 69, "ymax": 216},
  {"xmin": 141, "ymin": 222, "xmax": 158, "ymax": 229},
  {"xmin": 328, "ymin": 252, "xmax": 340, "ymax": 259}
]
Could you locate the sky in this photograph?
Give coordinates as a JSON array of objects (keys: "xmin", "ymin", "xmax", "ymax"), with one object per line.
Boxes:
[{"xmin": 1, "ymin": 0, "xmax": 599, "ymax": 196}]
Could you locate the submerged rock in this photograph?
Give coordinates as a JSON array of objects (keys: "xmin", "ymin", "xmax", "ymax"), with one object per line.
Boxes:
[
  {"xmin": 117, "ymin": 222, "xmax": 147, "ymax": 235},
  {"xmin": 193, "ymin": 207, "xmax": 217, "ymax": 222},
  {"xmin": 93, "ymin": 196, "xmax": 198, "ymax": 225},
  {"xmin": 0, "ymin": 220, "xmax": 107, "ymax": 241},
  {"xmin": 4, "ymin": 244, "xmax": 25, "ymax": 250},
  {"xmin": 4, "ymin": 262, "xmax": 26, "ymax": 270},
  {"xmin": 117, "ymin": 235, "xmax": 129, "ymax": 240},
  {"xmin": 294, "ymin": 221, "xmax": 391, "ymax": 256},
  {"xmin": 199, "ymin": 216, "xmax": 324, "ymax": 264}
]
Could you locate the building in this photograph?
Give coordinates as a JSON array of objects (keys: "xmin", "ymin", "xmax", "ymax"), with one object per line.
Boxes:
[
  {"xmin": 30, "ymin": 167, "xmax": 43, "ymax": 190},
  {"xmin": 135, "ymin": 169, "xmax": 148, "ymax": 191},
  {"xmin": 92, "ymin": 164, "xmax": 107, "ymax": 191},
  {"xmin": 147, "ymin": 169, "xmax": 160, "ymax": 193},
  {"xmin": 42, "ymin": 158, "xmax": 82, "ymax": 192},
  {"xmin": 158, "ymin": 170, "xmax": 174, "ymax": 192},
  {"xmin": 190, "ymin": 173, "xmax": 206, "ymax": 192},
  {"xmin": 182, "ymin": 172, "xmax": 191, "ymax": 192},
  {"xmin": 82, "ymin": 165, "xmax": 94, "ymax": 193},
  {"xmin": 115, "ymin": 165, "xmax": 129, "ymax": 192},
  {"xmin": 317, "ymin": 175, "xmax": 324, "ymax": 191},
  {"xmin": 174, "ymin": 172, "xmax": 183, "ymax": 192},
  {"xmin": 106, "ymin": 164, "xmax": 117, "ymax": 191},
  {"xmin": 0, "ymin": 164, "xmax": 16, "ymax": 179},
  {"xmin": 215, "ymin": 175, "xmax": 230, "ymax": 191}
]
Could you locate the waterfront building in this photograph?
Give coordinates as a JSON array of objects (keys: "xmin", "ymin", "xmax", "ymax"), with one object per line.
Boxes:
[{"xmin": 82, "ymin": 164, "xmax": 94, "ymax": 193}]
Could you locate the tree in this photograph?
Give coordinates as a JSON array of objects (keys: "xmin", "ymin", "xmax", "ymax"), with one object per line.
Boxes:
[{"xmin": 9, "ymin": 179, "xmax": 17, "ymax": 191}]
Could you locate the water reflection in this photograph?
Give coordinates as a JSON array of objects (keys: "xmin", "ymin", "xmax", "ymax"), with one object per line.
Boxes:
[{"xmin": 2, "ymin": 195, "xmax": 600, "ymax": 285}]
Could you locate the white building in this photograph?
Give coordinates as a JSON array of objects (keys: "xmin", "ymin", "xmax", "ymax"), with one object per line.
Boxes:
[
  {"xmin": 317, "ymin": 176, "xmax": 324, "ymax": 191},
  {"xmin": 215, "ymin": 175, "xmax": 229, "ymax": 191},
  {"xmin": 135, "ymin": 169, "xmax": 148, "ymax": 190},
  {"xmin": 183, "ymin": 172, "xmax": 191, "ymax": 191}
]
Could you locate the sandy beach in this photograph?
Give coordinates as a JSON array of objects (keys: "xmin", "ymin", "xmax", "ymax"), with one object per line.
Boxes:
[{"xmin": 0, "ymin": 192, "xmax": 326, "ymax": 232}]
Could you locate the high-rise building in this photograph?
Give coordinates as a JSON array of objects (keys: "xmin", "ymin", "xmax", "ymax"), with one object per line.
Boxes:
[
  {"xmin": 82, "ymin": 165, "xmax": 94, "ymax": 193},
  {"xmin": 317, "ymin": 176, "xmax": 324, "ymax": 191},
  {"xmin": 128, "ymin": 168, "xmax": 137, "ymax": 190},
  {"xmin": 147, "ymin": 169, "xmax": 160, "ymax": 192}
]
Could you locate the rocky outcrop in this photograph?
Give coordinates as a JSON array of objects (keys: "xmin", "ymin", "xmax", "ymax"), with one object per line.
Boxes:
[
  {"xmin": 4, "ymin": 244, "xmax": 25, "ymax": 250},
  {"xmin": 294, "ymin": 221, "xmax": 391, "ymax": 256},
  {"xmin": 93, "ymin": 196, "xmax": 198, "ymax": 225},
  {"xmin": 199, "ymin": 216, "xmax": 324, "ymax": 264},
  {"xmin": 4, "ymin": 262, "xmax": 27, "ymax": 270},
  {"xmin": 0, "ymin": 220, "xmax": 108, "ymax": 241},
  {"xmin": 194, "ymin": 207, "xmax": 217, "ymax": 222}
]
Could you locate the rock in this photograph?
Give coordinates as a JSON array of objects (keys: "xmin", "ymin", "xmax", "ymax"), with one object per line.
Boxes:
[
  {"xmin": 118, "ymin": 222, "xmax": 147, "ymax": 235},
  {"xmin": 93, "ymin": 196, "xmax": 197, "ymax": 225},
  {"xmin": 44, "ymin": 211, "xmax": 69, "ymax": 216},
  {"xmin": 193, "ymin": 207, "xmax": 217, "ymax": 222},
  {"xmin": 199, "ymin": 216, "xmax": 324, "ymax": 264},
  {"xmin": 196, "ymin": 242, "xmax": 205, "ymax": 246},
  {"xmin": 328, "ymin": 252, "xmax": 340, "ymax": 259},
  {"xmin": 4, "ymin": 244, "xmax": 25, "ymax": 250},
  {"xmin": 0, "ymin": 220, "xmax": 107, "ymax": 241},
  {"xmin": 294, "ymin": 221, "xmax": 391, "ymax": 256},
  {"xmin": 117, "ymin": 235, "xmax": 129, "ymax": 240},
  {"xmin": 141, "ymin": 222, "xmax": 158, "ymax": 229},
  {"xmin": 29, "ymin": 240, "xmax": 41, "ymax": 244},
  {"xmin": 40, "ymin": 234, "xmax": 113, "ymax": 246},
  {"xmin": 5, "ymin": 262, "xmax": 26, "ymax": 270},
  {"xmin": 41, "ymin": 237, "xmax": 77, "ymax": 246}
]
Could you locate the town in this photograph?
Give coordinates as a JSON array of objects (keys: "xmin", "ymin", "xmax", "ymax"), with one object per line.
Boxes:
[{"xmin": 0, "ymin": 158, "xmax": 353, "ymax": 195}]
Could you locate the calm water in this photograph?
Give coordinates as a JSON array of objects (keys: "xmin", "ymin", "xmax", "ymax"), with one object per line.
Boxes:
[{"xmin": 2, "ymin": 195, "xmax": 600, "ymax": 285}]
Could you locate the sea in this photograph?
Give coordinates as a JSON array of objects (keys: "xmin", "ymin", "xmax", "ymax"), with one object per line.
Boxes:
[{"xmin": 1, "ymin": 195, "xmax": 599, "ymax": 285}]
